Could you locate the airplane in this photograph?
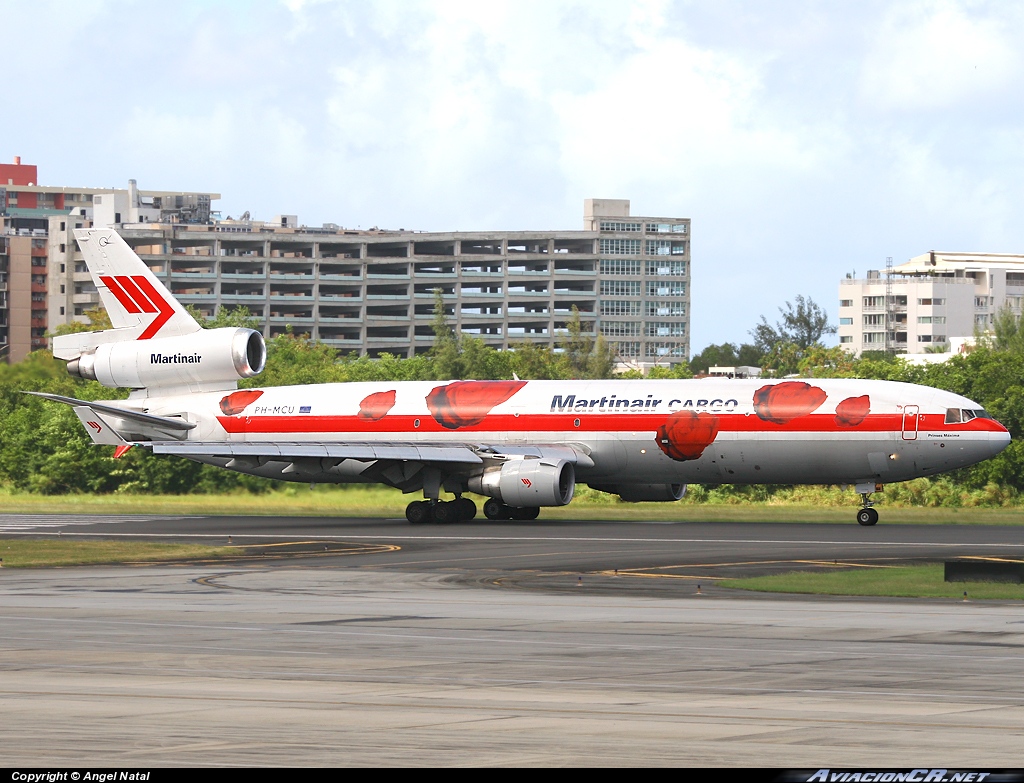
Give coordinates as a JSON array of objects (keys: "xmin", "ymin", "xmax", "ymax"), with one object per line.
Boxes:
[{"xmin": 34, "ymin": 228, "xmax": 1010, "ymax": 526}]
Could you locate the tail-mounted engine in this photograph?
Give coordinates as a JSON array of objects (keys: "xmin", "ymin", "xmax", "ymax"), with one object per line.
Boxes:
[
  {"xmin": 67, "ymin": 327, "xmax": 266, "ymax": 391},
  {"xmin": 468, "ymin": 457, "xmax": 575, "ymax": 507}
]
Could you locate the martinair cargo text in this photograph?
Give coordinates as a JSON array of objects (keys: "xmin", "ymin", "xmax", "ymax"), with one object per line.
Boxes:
[{"xmin": 36, "ymin": 229, "xmax": 1010, "ymax": 525}]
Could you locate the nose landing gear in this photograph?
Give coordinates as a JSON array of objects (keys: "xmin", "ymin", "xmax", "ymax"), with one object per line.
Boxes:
[
  {"xmin": 855, "ymin": 482, "xmax": 882, "ymax": 526},
  {"xmin": 856, "ymin": 506, "xmax": 879, "ymax": 526}
]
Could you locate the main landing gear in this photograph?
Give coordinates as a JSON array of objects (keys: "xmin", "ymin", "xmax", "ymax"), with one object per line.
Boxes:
[
  {"xmin": 405, "ymin": 497, "xmax": 477, "ymax": 524},
  {"xmin": 855, "ymin": 482, "xmax": 881, "ymax": 526}
]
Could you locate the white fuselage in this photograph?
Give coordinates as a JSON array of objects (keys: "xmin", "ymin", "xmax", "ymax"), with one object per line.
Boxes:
[{"xmin": 137, "ymin": 377, "xmax": 1010, "ymax": 487}]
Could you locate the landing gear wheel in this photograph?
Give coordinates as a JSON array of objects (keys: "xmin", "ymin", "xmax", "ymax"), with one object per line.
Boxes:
[
  {"xmin": 406, "ymin": 501, "xmax": 430, "ymax": 524},
  {"xmin": 857, "ymin": 508, "xmax": 879, "ymax": 526},
  {"xmin": 483, "ymin": 498, "xmax": 506, "ymax": 520},
  {"xmin": 432, "ymin": 501, "xmax": 456, "ymax": 524},
  {"xmin": 457, "ymin": 497, "xmax": 477, "ymax": 522}
]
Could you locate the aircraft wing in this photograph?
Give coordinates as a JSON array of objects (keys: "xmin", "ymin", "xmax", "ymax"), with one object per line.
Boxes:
[
  {"xmin": 152, "ymin": 441, "xmax": 485, "ymax": 463},
  {"xmin": 149, "ymin": 440, "xmax": 594, "ymax": 493},
  {"xmin": 152, "ymin": 441, "xmax": 594, "ymax": 467}
]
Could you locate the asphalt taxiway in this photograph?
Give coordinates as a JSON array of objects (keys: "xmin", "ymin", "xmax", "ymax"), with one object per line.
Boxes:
[{"xmin": 1, "ymin": 514, "xmax": 1023, "ymax": 765}]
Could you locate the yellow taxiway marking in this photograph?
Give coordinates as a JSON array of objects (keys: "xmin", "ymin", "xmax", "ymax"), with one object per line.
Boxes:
[
  {"xmin": 596, "ymin": 570, "xmax": 724, "ymax": 581},
  {"xmin": 130, "ymin": 540, "xmax": 400, "ymax": 567},
  {"xmin": 598, "ymin": 558, "xmax": 904, "ymax": 580}
]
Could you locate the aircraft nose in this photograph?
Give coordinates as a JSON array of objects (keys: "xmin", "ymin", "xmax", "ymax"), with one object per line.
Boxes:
[{"xmin": 988, "ymin": 420, "xmax": 1012, "ymax": 457}]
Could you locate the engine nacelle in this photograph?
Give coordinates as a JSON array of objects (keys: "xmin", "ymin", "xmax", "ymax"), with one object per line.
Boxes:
[
  {"xmin": 591, "ymin": 483, "xmax": 687, "ymax": 503},
  {"xmin": 67, "ymin": 327, "xmax": 266, "ymax": 390},
  {"xmin": 468, "ymin": 458, "xmax": 575, "ymax": 507}
]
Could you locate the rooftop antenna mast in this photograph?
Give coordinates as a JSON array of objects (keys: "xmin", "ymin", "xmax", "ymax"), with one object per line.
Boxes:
[{"xmin": 884, "ymin": 255, "xmax": 894, "ymax": 354}]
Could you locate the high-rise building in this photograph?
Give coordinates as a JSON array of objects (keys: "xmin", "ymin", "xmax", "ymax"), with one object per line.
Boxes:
[
  {"xmin": 838, "ymin": 251, "xmax": 1024, "ymax": 356},
  {"xmin": 51, "ymin": 199, "xmax": 690, "ymax": 367},
  {"xmin": 0, "ymin": 157, "xmax": 218, "ymax": 362}
]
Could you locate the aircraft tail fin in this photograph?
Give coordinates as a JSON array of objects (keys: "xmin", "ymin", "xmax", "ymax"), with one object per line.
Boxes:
[{"xmin": 53, "ymin": 228, "xmax": 201, "ymax": 360}]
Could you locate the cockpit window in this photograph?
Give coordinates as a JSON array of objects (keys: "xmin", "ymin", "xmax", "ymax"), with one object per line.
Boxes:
[{"xmin": 946, "ymin": 408, "xmax": 992, "ymax": 423}]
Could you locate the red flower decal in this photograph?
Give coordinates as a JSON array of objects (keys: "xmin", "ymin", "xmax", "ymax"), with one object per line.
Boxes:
[
  {"xmin": 219, "ymin": 389, "xmax": 263, "ymax": 416},
  {"xmin": 753, "ymin": 382, "xmax": 827, "ymax": 424},
  {"xmin": 835, "ymin": 395, "xmax": 870, "ymax": 427},
  {"xmin": 655, "ymin": 411, "xmax": 720, "ymax": 462},
  {"xmin": 358, "ymin": 390, "xmax": 396, "ymax": 421},
  {"xmin": 426, "ymin": 380, "xmax": 527, "ymax": 429}
]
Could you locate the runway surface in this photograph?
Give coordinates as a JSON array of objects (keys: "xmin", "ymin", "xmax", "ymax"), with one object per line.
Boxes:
[{"xmin": 2, "ymin": 513, "xmax": 1023, "ymax": 765}]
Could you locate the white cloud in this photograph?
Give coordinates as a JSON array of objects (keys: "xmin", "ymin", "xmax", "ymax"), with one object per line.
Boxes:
[{"xmin": 861, "ymin": 1, "xmax": 1021, "ymax": 111}]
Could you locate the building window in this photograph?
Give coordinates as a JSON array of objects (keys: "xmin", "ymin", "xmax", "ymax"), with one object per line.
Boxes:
[
  {"xmin": 839, "ymin": 317, "xmax": 853, "ymax": 325},
  {"xmin": 646, "ymin": 281, "xmax": 686, "ymax": 297},
  {"xmin": 599, "ymin": 239, "xmax": 641, "ymax": 255},
  {"xmin": 840, "ymin": 335, "xmax": 852, "ymax": 343},
  {"xmin": 917, "ymin": 316, "xmax": 945, "ymax": 324},
  {"xmin": 600, "ymin": 300, "xmax": 641, "ymax": 316},
  {"xmin": 613, "ymin": 341, "xmax": 641, "ymax": 357},
  {"xmin": 863, "ymin": 314, "xmax": 884, "ymax": 326},
  {"xmin": 645, "ymin": 301, "xmax": 686, "ymax": 316},
  {"xmin": 863, "ymin": 296, "xmax": 884, "ymax": 308},
  {"xmin": 599, "ymin": 221, "xmax": 642, "ymax": 232},
  {"xmin": 917, "ymin": 298, "xmax": 945, "ymax": 305},
  {"xmin": 645, "ymin": 261, "xmax": 686, "ymax": 276},
  {"xmin": 840, "ymin": 299, "xmax": 853, "ymax": 307},
  {"xmin": 600, "ymin": 280, "xmax": 641, "ymax": 297},
  {"xmin": 645, "ymin": 341, "xmax": 687, "ymax": 357},
  {"xmin": 599, "ymin": 259, "xmax": 641, "ymax": 276},
  {"xmin": 601, "ymin": 321, "xmax": 642, "ymax": 337},
  {"xmin": 863, "ymin": 332, "xmax": 885, "ymax": 344},
  {"xmin": 645, "ymin": 240, "xmax": 686, "ymax": 256},
  {"xmin": 646, "ymin": 322, "xmax": 686, "ymax": 337},
  {"xmin": 645, "ymin": 223, "xmax": 687, "ymax": 234}
]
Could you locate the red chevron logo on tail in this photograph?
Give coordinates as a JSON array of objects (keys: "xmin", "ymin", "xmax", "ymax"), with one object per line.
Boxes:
[{"xmin": 99, "ymin": 275, "xmax": 175, "ymax": 340}]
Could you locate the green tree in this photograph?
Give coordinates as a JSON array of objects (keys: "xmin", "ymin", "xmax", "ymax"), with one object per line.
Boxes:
[
  {"xmin": 49, "ymin": 305, "xmax": 112, "ymax": 336},
  {"xmin": 557, "ymin": 306, "xmax": 615, "ymax": 379},
  {"xmin": 751, "ymin": 295, "xmax": 836, "ymax": 353}
]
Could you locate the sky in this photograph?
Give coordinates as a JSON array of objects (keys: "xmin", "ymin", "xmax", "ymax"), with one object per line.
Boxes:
[{"xmin": 5, "ymin": 0, "xmax": 1024, "ymax": 352}]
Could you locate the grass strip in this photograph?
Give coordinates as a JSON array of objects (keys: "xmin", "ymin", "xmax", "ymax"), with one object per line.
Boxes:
[
  {"xmin": 0, "ymin": 539, "xmax": 235, "ymax": 568},
  {"xmin": 0, "ymin": 489, "xmax": 1023, "ymax": 524},
  {"xmin": 721, "ymin": 564, "xmax": 1024, "ymax": 600}
]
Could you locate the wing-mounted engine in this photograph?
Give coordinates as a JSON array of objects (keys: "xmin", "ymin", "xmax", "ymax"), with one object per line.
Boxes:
[
  {"xmin": 468, "ymin": 456, "xmax": 576, "ymax": 507},
  {"xmin": 590, "ymin": 483, "xmax": 687, "ymax": 502},
  {"xmin": 66, "ymin": 327, "xmax": 265, "ymax": 393}
]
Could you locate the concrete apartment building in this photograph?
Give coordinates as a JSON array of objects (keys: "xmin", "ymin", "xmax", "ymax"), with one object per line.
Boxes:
[
  {"xmin": 1, "ymin": 157, "xmax": 218, "ymax": 362},
  {"xmin": 838, "ymin": 251, "xmax": 1024, "ymax": 356},
  {"xmin": 53, "ymin": 198, "xmax": 690, "ymax": 366}
]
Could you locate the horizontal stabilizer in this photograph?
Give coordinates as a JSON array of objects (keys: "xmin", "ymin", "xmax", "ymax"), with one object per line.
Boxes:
[
  {"xmin": 26, "ymin": 392, "xmax": 196, "ymax": 432},
  {"xmin": 72, "ymin": 406, "xmax": 130, "ymax": 446}
]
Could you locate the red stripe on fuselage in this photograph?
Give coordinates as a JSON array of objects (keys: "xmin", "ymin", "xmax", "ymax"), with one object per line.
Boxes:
[{"xmin": 215, "ymin": 411, "xmax": 1007, "ymax": 436}]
